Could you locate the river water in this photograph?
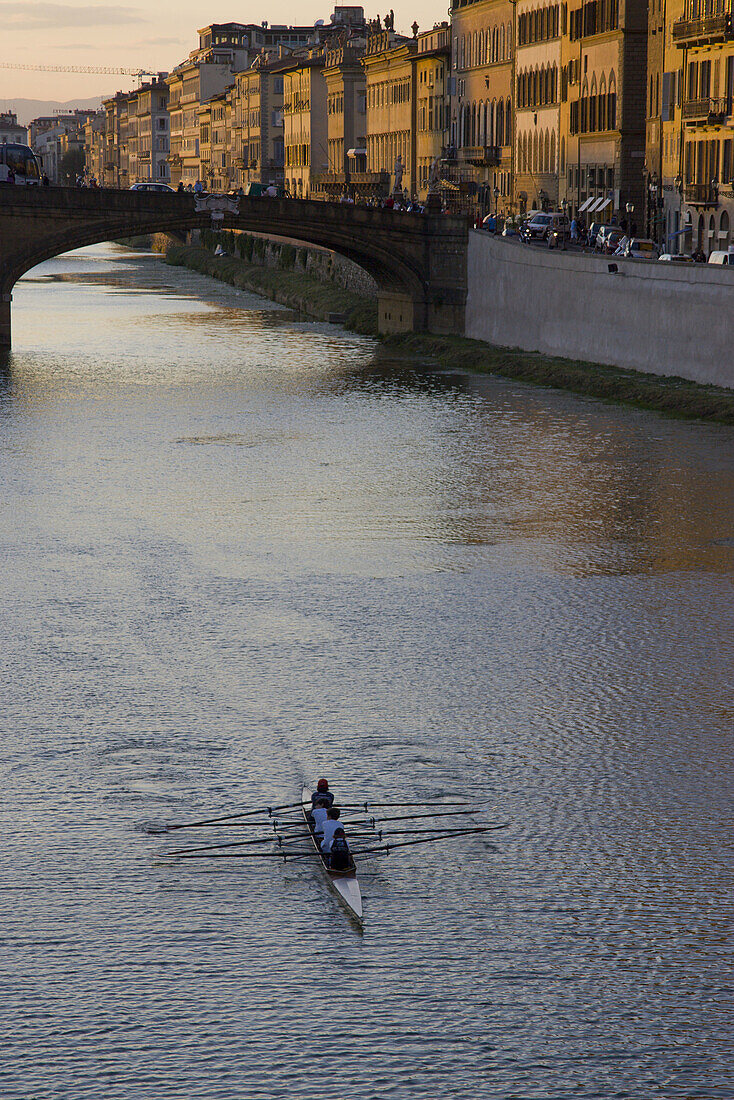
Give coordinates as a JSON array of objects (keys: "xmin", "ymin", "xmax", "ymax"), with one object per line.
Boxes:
[{"xmin": 2, "ymin": 244, "xmax": 732, "ymax": 1099}]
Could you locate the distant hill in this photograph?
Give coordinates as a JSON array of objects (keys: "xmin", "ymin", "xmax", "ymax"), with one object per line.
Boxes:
[{"xmin": 0, "ymin": 96, "xmax": 110, "ymax": 127}]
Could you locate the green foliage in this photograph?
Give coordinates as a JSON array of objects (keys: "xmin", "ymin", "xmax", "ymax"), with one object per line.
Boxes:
[
  {"xmin": 252, "ymin": 237, "xmax": 266, "ymax": 261},
  {"xmin": 297, "ymin": 248, "xmax": 309, "ymax": 269}
]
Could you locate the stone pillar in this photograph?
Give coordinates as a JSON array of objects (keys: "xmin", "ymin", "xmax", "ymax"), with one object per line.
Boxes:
[
  {"xmin": 0, "ymin": 293, "xmax": 10, "ymax": 351},
  {"xmin": 378, "ymin": 291, "xmax": 415, "ymax": 334}
]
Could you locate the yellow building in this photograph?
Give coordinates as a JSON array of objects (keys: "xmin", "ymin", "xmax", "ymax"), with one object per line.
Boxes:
[
  {"xmin": 231, "ymin": 58, "xmax": 286, "ymax": 190},
  {"xmin": 449, "ymin": 0, "xmax": 515, "ymax": 214},
  {"xmin": 315, "ymin": 42, "xmax": 368, "ymax": 199},
  {"xmin": 283, "ymin": 52, "xmax": 328, "ymax": 198},
  {"xmin": 415, "ymin": 25, "xmax": 451, "ymax": 200},
  {"xmin": 560, "ymin": 0, "xmax": 648, "ymax": 225},
  {"xmin": 674, "ymin": 2, "xmax": 734, "ymax": 254},
  {"xmin": 363, "ymin": 29, "xmax": 417, "ymax": 200},
  {"xmin": 515, "ymin": 2, "xmax": 562, "ymax": 213}
]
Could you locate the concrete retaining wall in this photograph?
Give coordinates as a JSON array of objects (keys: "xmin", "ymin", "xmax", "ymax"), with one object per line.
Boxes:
[{"xmin": 466, "ymin": 231, "xmax": 734, "ymax": 389}]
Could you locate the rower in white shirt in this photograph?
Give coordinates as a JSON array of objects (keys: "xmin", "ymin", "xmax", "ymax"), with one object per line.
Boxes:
[
  {"xmin": 311, "ymin": 796, "xmax": 329, "ymax": 837},
  {"xmin": 320, "ymin": 807, "xmax": 345, "ymax": 854}
]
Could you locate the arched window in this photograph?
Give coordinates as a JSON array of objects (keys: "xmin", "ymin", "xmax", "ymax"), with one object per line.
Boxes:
[
  {"xmin": 473, "ymin": 31, "xmax": 478, "ymax": 67},
  {"xmin": 506, "ymin": 98, "xmax": 512, "ymax": 145},
  {"xmin": 608, "ymin": 70, "xmax": 617, "ymax": 130},
  {"xmin": 500, "ymin": 23, "xmax": 505, "ymax": 60},
  {"xmin": 497, "ymin": 99, "xmax": 505, "ymax": 146},
  {"xmin": 489, "ymin": 99, "xmax": 496, "ymax": 145},
  {"xmin": 471, "ymin": 101, "xmax": 477, "ymax": 145},
  {"xmin": 720, "ymin": 209, "xmax": 731, "ymax": 248},
  {"xmin": 532, "ymin": 130, "xmax": 539, "ymax": 174},
  {"xmin": 550, "ymin": 130, "xmax": 556, "ymax": 173},
  {"xmin": 492, "ymin": 27, "xmax": 497, "ymax": 63},
  {"xmin": 560, "ymin": 134, "xmax": 565, "ymax": 173},
  {"xmin": 460, "ymin": 35, "xmax": 466, "ymax": 69}
]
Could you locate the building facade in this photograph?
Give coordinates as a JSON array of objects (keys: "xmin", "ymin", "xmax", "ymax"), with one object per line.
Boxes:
[
  {"xmin": 450, "ymin": 0, "xmax": 515, "ymax": 214},
  {"xmin": 560, "ymin": 0, "xmax": 648, "ymax": 226},
  {"xmin": 363, "ymin": 30, "xmax": 417, "ymax": 199},
  {"xmin": 415, "ymin": 25, "xmax": 452, "ymax": 200},
  {"xmin": 1, "ymin": 111, "xmax": 26, "ymax": 144},
  {"xmin": 283, "ymin": 53, "xmax": 328, "ymax": 197},
  {"xmin": 515, "ymin": 1, "xmax": 562, "ymax": 213},
  {"xmin": 674, "ymin": 0, "xmax": 734, "ymax": 254}
]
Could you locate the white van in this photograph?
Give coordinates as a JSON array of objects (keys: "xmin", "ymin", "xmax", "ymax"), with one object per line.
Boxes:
[
  {"xmin": 0, "ymin": 142, "xmax": 41, "ymax": 185},
  {"xmin": 707, "ymin": 248, "xmax": 734, "ymax": 265}
]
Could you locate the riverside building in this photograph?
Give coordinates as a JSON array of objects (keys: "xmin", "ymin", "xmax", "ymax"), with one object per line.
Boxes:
[
  {"xmin": 674, "ymin": 0, "xmax": 734, "ymax": 254},
  {"xmin": 449, "ymin": 0, "xmax": 515, "ymax": 215},
  {"xmin": 560, "ymin": 0, "xmax": 648, "ymax": 224},
  {"xmin": 515, "ymin": 1, "xmax": 562, "ymax": 213},
  {"xmin": 362, "ymin": 27, "xmax": 417, "ymax": 200}
]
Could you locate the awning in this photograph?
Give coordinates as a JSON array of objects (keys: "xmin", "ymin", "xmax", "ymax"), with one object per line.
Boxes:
[
  {"xmin": 347, "ymin": 148, "xmax": 366, "ymax": 158},
  {"xmin": 587, "ymin": 197, "xmax": 604, "ymax": 212},
  {"xmin": 578, "ymin": 196, "xmax": 595, "ymax": 211},
  {"xmin": 596, "ymin": 197, "xmax": 612, "ymax": 211}
]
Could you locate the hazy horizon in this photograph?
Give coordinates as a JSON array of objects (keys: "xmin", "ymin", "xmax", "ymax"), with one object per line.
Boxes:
[{"xmin": 0, "ymin": 1, "xmax": 446, "ymax": 101}]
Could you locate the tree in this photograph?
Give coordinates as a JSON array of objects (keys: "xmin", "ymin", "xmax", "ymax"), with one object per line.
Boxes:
[{"xmin": 60, "ymin": 147, "xmax": 85, "ymax": 183}]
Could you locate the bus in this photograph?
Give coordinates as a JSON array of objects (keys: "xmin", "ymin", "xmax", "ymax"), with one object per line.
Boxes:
[{"xmin": 0, "ymin": 143, "xmax": 41, "ymax": 185}]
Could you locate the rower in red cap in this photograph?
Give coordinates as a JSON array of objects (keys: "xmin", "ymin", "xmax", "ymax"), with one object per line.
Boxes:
[{"xmin": 311, "ymin": 778, "xmax": 334, "ymax": 809}]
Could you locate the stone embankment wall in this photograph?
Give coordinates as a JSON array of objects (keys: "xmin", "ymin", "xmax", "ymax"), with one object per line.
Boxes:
[
  {"xmin": 466, "ymin": 232, "xmax": 734, "ymax": 389},
  {"xmin": 153, "ymin": 230, "xmax": 378, "ymax": 299}
]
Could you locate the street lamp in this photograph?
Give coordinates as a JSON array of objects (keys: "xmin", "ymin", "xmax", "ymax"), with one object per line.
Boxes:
[{"xmin": 626, "ymin": 201, "xmax": 634, "ymax": 237}]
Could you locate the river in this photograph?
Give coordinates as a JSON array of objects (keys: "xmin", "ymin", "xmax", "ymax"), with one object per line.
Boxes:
[{"xmin": 2, "ymin": 243, "xmax": 733, "ymax": 1099}]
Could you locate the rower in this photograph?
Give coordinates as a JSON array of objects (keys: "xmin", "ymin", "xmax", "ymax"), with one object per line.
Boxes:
[
  {"xmin": 328, "ymin": 827, "xmax": 351, "ymax": 871},
  {"xmin": 311, "ymin": 778, "xmax": 334, "ymax": 809},
  {"xmin": 320, "ymin": 806, "xmax": 344, "ymax": 855},
  {"xmin": 311, "ymin": 796, "xmax": 329, "ymax": 837}
]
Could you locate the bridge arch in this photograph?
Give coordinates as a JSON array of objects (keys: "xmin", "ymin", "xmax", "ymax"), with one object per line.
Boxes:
[{"xmin": 0, "ymin": 189, "xmax": 468, "ymax": 349}]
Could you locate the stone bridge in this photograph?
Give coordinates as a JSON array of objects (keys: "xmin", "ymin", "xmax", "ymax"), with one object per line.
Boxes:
[{"xmin": 0, "ymin": 187, "xmax": 468, "ymax": 349}]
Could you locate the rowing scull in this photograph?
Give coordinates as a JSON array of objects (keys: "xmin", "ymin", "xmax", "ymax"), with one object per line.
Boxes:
[{"xmin": 300, "ymin": 786, "xmax": 363, "ymax": 923}]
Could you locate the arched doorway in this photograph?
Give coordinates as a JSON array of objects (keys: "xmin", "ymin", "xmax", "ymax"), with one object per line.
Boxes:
[{"xmin": 719, "ymin": 209, "xmax": 730, "ymax": 249}]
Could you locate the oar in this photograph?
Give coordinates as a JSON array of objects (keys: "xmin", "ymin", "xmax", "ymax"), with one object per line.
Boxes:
[
  {"xmin": 168, "ymin": 850, "xmax": 318, "ymax": 860},
  {"xmin": 168, "ymin": 833, "xmax": 313, "ymax": 855},
  {"xmin": 333, "ymin": 808, "xmax": 480, "ymax": 826},
  {"xmin": 146, "ymin": 801, "xmax": 308, "ymax": 834},
  {"xmin": 349, "ymin": 825, "xmax": 507, "ymax": 856},
  {"xmin": 333, "ymin": 798, "xmax": 474, "ymax": 810}
]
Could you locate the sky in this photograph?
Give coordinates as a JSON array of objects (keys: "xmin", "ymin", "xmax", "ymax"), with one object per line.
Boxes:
[{"xmin": 0, "ymin": 0, "xmax": 447, "ymax": 102}]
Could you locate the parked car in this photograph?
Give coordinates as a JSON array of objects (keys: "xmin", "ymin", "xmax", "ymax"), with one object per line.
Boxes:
[
  {"xmin": 594, "ymin": 225, "xmax": 623, "ymax": 253},
  {"xmin": 0, "ymin": 142, "xmax": 41, "ymax": 185},
  {"xmin": 623, "ymin": 238, "xmax": 659, "ymax": 260},
  {"xmin": 520, "ymin": 211, "xmax": 570, "ymax": 242},
  {"xmin": 708, "ymin": 247, "xmax": 734, "ymax": 265},
  {"xmin": 129, "ymin": 182, "xmax": 175, "ymax": 192},
  {"xmin": 658, "ymin": 253, "xmax": 695, "ymax": 262}
]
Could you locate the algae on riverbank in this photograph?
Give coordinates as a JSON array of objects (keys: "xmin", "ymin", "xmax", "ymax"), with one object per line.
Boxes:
[
  {"xmin": 165, "ymin": 243, "xmax": 734, "ymax": 425},
  {"xmin": 165, "ymin": 244, "xmax": 378, "ymax": 335}
]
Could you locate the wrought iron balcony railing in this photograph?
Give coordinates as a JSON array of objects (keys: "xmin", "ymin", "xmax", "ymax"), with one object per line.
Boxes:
[
  {"xmin": 684, "ymin": 182, "xmax": 719, "ymax": 205},
  {"xmin": 672, "ymin": 11, "xmax": 731, "ymax": 44},
  {"xmin": 459, "ymin": 145, "xmax": 502, "ymax": 167},
  {"xmin": 682, "ymin": 96, "xmax": 730, "ymax": 121}
]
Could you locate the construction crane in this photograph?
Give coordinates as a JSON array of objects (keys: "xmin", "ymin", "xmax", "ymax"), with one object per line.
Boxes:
[{"xmin": 0, "ymin": 62, "xmax": 161, "ymax": 84}]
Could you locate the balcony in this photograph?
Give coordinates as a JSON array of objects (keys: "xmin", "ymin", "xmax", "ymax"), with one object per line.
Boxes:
[
  {"xmin": 682, "ymin": 96, "xmax": 730, "ymax": 122},
  {"xmin": 684, "ymin": 182, "xmax": 719, "ymax": 205},
  {"xmin": 459, "ymin": 145, "xmax": 502, "ymax": 167},
  {"xmin": 672, "ymin": 10, "xmax": 731, "ymax": 45}
]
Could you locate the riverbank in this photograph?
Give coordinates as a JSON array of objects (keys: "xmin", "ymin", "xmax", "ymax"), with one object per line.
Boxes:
[
  {"xmin": 164, "ymin": 242, "xmax": 734, "ymax": 425},
  {"xmin": 165, "ymin": 243, "xmax": 378, "ymax": 335}
]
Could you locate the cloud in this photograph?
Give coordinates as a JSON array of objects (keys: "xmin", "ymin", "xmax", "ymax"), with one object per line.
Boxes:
[{"xmin": 0, "ymin": 2, "xmax": 144, "ymax": 28}]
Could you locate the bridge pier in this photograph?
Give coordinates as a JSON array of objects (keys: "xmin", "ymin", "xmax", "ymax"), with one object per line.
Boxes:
[
  {"xmin": 0, "ymin": 294, "xmax": 10, "ymax": 351},
  {"xmin": 378, "ymin": 293, "xmax": 414, "ymax": 335}
]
